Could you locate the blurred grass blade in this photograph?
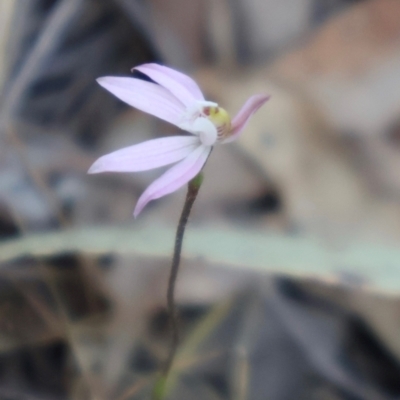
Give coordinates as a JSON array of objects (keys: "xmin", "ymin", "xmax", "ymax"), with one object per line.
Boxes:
[
  {"xmin": 0, "ymin": 0, "xmax": 83, "ymax": 127},
  {"xmin": 1, "ymin": 0, "xmax": 158, "ymax": 143},
  {"xmin": 1, "ymin": 225, "xmax": 400, "ymax": 294}
]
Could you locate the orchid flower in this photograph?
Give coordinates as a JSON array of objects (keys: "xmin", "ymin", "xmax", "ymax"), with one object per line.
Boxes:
[{"xmin": 88, "ymin": 63, "xmax": 270, "ymax": 217}]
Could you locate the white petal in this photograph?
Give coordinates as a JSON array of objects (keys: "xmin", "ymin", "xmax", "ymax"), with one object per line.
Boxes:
[
  {"xmin": 97, "ymin": 77, "xmax": 185, "ymax": 126},
  {"xmin": 135, "ymin": 64, "xmax": 200, "ymax": 107},
  {"xmin": 133, "ymin": 145, "xmax": 211, "ymax": 217},
  {"xmin": 88, "ymin": 136, "xmax": 200, "ymax": 173},
  {"xmin": 134, "ymin": 63, "xmax": 205, "ymax": 102}
]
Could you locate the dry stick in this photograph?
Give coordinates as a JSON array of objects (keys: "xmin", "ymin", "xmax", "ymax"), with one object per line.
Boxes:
[{"xmin": 162, "ymin": 173, "xmax": 203, "ymax": 377}]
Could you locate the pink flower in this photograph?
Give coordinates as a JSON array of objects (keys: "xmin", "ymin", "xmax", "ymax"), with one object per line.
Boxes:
[{"xmin": 88, "ymin": 64, "xmax": 270, "ymax": 217}]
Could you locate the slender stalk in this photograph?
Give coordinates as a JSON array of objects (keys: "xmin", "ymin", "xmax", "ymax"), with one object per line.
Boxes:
[{"xmin": 162, "ymin": 173, "xmax": 203, "ymax": 376}]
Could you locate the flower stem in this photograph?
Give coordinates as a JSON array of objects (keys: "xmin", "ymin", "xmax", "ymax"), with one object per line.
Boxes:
[{"xmin": 162, "ymin": 173, "xmax": 203, "ymax": 377}]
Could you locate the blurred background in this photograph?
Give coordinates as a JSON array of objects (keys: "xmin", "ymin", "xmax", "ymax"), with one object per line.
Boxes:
[{"xmin": 1, "ymin": 0, "xmax": 400, "ymax": 399}]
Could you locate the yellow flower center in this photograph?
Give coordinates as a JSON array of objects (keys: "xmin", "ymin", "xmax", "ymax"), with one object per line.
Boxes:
[{"xmin": 202, "ymin": 106, "xmax": 231, "ymax": 140}]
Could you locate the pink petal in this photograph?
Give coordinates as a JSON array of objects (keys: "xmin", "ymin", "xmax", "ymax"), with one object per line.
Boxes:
[
  {"xmin": 133, "ymin": 145, "xmax": 211, "ymax": 217},
  {"xmin": 224, "ymin": 94, "xmax": 270, "ymax": 143},
  {"xmin": 88, "ymin": 136, "xmax": 199, "ymax": 173},
  {"xmin": 97, "ymin": 77, "xmax": 186, "ymax": 126},
  {"xmin": 134, "ymin": 63, "xmax": 204, "ymax": 105}
]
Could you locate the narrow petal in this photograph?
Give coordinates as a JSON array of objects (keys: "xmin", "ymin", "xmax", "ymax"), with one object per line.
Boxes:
[
  {"xmin": 88, "ymin": 136, "xmax": 200, "ymax": 173},
  {"xmin": 134, "ymin": 145, "xmax": 211, "ymax": 217},
  {"xmin": 134, "ymin": 63, "xmax": 204, "ymax": 104},
  {"xmin": 224, "ymin": 95, "xmax": 270, "ymax": 143},
  {"xmin": 97, "ymin": 77, "xmax": 186, "ymax": 126}
]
